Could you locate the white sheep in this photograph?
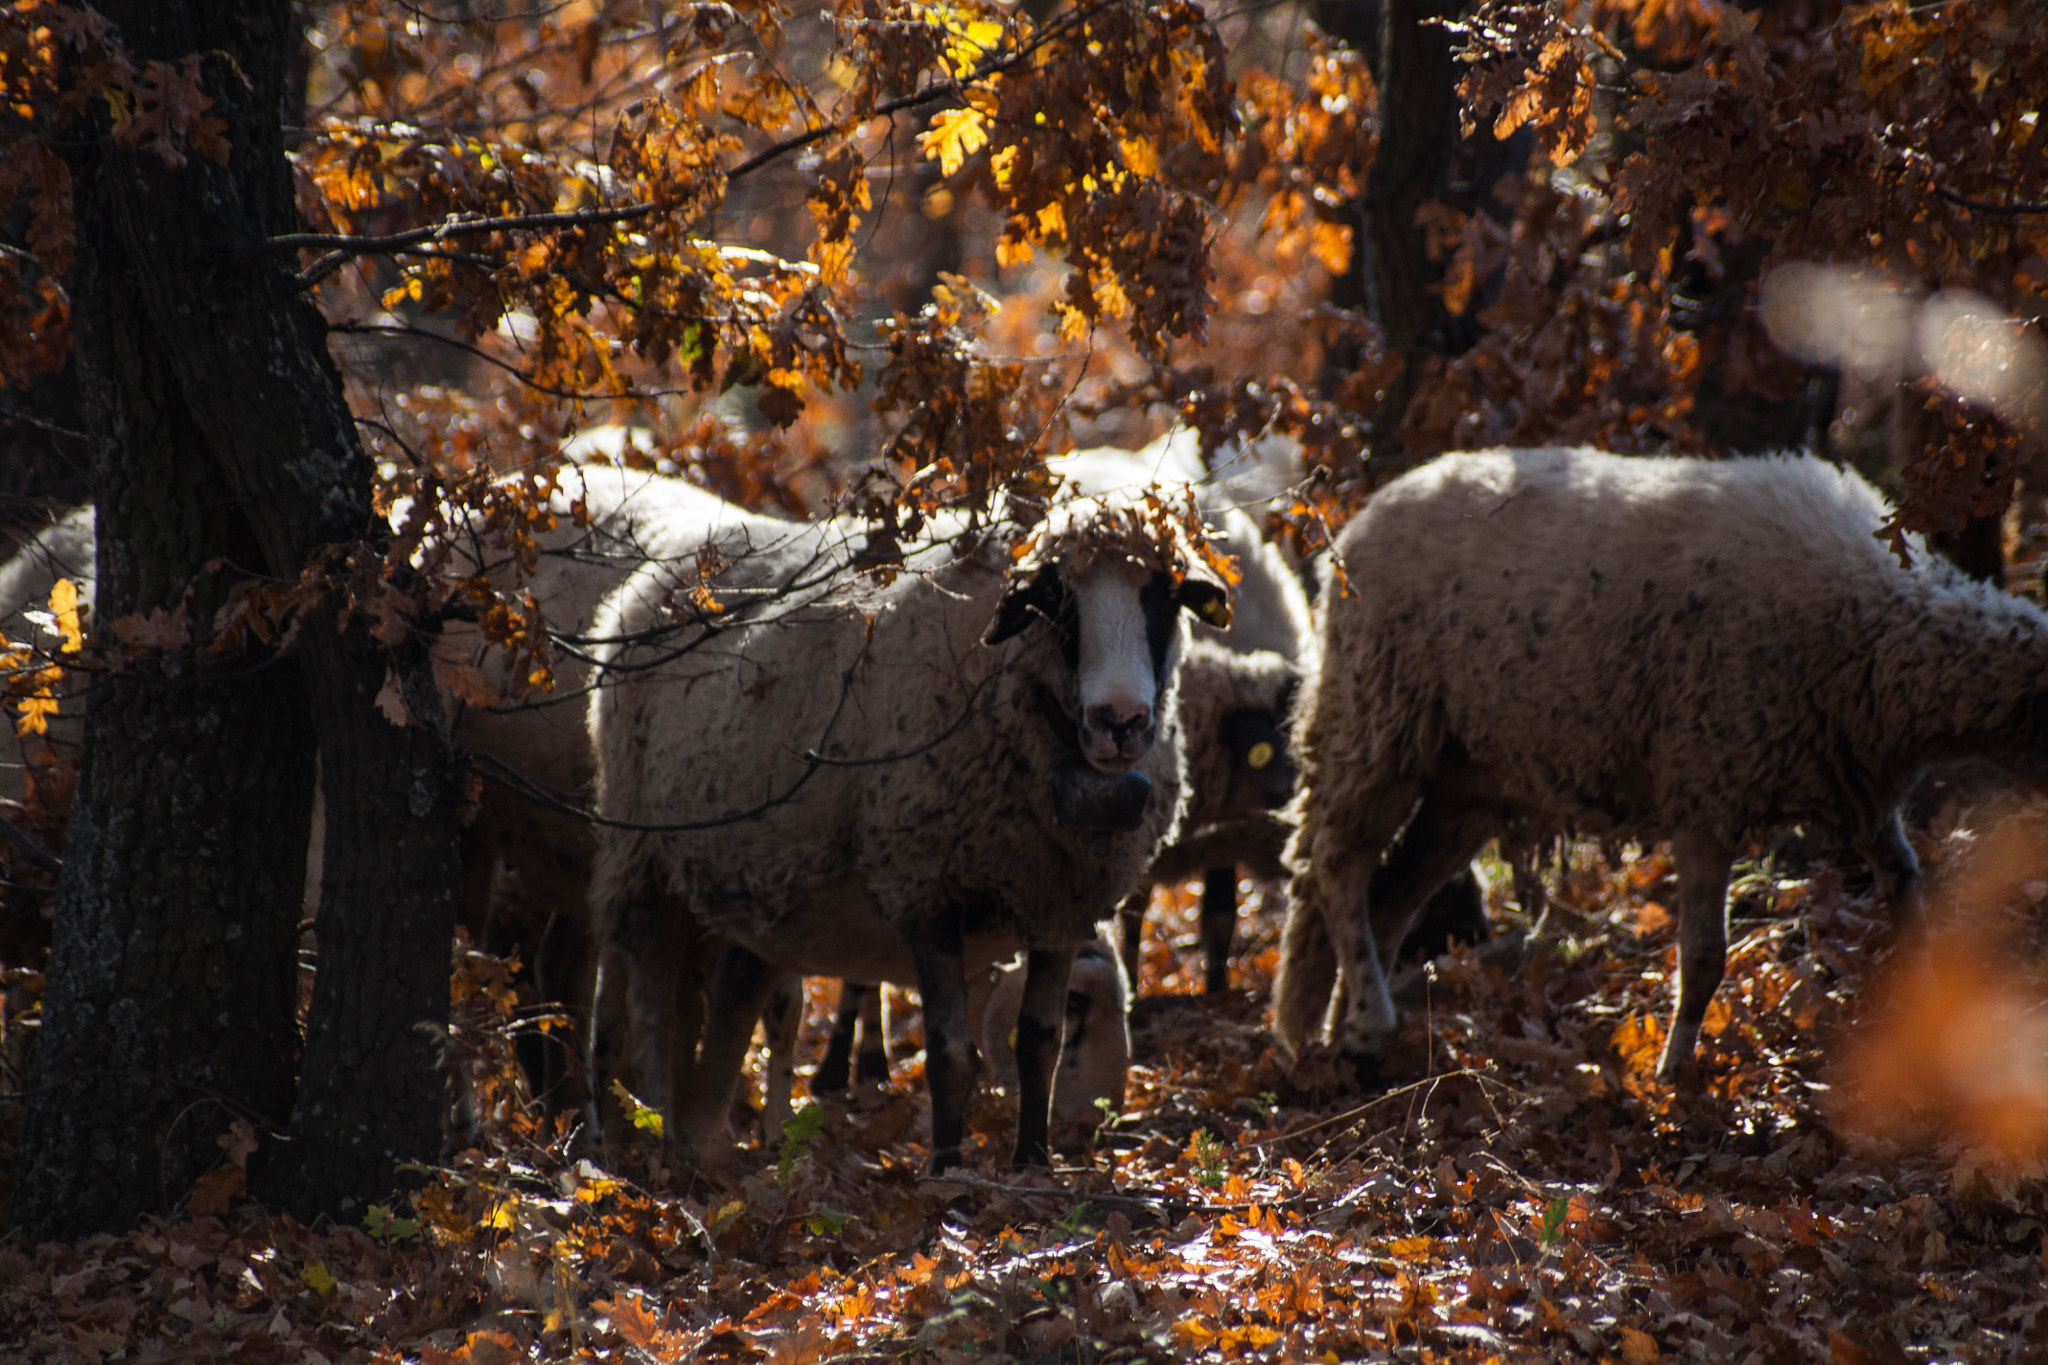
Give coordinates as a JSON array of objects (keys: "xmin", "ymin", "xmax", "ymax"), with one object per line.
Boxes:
[
  {"xmin": 0, "ymin": 507, "xmax": 97, "ymax": 808},
  {"xmin": 1278, "ymin": 446, "xmax": 2048, "ymax": 1085},
  {"xmin": 430, "ymin": 466, "xmax": 794, "ymax": 1105},
  {"xmin": 586, "ymin": 492, "xmax": 1229, "ymax": 1171}
]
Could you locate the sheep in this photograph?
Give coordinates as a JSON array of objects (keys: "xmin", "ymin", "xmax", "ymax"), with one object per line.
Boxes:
[
  {"xmin": 586, "ymin": 492, "xmax": 1230, "ymax": 1171},
  {"xmin": 0, "ymin": 476, "xmax": 780, "ymax": 1123},
  {"xmin": 430, "ymin": 466, "xmax": 795, "ymax": 1104},
  {"xmin": 1128, "ymin": 637, "xmax": 1299, "ymax": 989},
  {"xmin": 0, "ymin": 506, "xmax": 97, "ymax": 802},
  {"xmin": 0, "ymin": 507, "xmax": 96, "ymax": 964},
  {"xmin": 1277, "ymin": 446, "xmax": 2048, "ymax": 1086}
]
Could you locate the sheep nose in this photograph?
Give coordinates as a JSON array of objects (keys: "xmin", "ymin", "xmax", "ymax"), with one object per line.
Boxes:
[{"xmin": 1086, "ymin": 702, "xmax": 1151, "ymax": 746}]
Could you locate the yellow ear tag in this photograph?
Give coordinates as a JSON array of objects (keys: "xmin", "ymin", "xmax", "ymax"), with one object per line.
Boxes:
[
  {"xmin": 1246, "ymin": 740, "xmax": 1275, "ymax": 771},
  {"xmin": 1008, "ymin": 1027, "xmax": 1019, "ymax": 1051},
  {"xmin": 1200, "ymin": 597, "xmax": 1232, "ymax": 628}
]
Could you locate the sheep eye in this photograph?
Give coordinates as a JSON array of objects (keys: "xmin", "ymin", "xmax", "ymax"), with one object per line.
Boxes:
[{"xmin": 1246, "ymin": 740, "xmax": 1275, "ymax": 771}]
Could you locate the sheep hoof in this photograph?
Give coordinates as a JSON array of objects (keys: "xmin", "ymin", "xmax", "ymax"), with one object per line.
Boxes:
[
  {"xmin": 1334, "ymin": 1048, "xmax": 1385, "ymax": 1092},
  {"xmin": 928, "ymin": 1146, "xmax": 965, "ymax": 1176},
  {"xmin": 1010, "ymin": 1140, "xmax": 1052, "ymax": 1171},
  {"xmin": 1653, "ymin": 1051, "xmax": 1701, "ymax": 1092}
]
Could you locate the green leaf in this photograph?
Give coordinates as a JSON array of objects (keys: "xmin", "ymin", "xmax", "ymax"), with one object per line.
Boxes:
[
  {"xmin": 779, "ymin": 1102, "xmax": 825, "ymax": 1185},
  {"xmin": 300, "ymin": 1260, "xmax": 337, "ymax": 1301},
  {"xmin": 365, "ymin": 1203, "xmax": 420, "ymax": 1242},
  {"xmin": 611, "ymin": 1078, "xmax": 665, "ymax": 1138},
  {"xmin": 1538, "ymin": 1197, "xmax": 1569, "ymax": 1247},
  {"xmin": 802, "ymin": 1208, "xmax": 858, "ymax": 1235}
]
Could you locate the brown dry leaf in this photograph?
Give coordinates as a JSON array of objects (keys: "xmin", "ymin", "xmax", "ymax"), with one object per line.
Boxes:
[
  {"xmin": 185, "ymin": 1163, "xmax": 245, "ymax": 1216},
  {"xmin": 374, "ymin": 668, "xmax": 413, "ymax": 727},
  {"xmin": 99, "ymin": 607, "xmax": 181, "ymax": 654},
  {"xmin": 433, "ymin": 657, "xmax": 499, "ymax": 710}
]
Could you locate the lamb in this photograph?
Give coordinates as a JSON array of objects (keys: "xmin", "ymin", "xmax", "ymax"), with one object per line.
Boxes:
[
  {"xmin": 1132, "ymin": 637, "xmax": 1300, "ymax": 989},
  {"xmin": 1277, "ymin": 446, "xmax": 2048, "ymax": 1085},
  {"xmin": 586, "ymin": 492, "xmax": 1229, "ymax": 1171},
  {"xmin": 980, "ymin": 934, "xmax": 1131, "ymax": 1147}
]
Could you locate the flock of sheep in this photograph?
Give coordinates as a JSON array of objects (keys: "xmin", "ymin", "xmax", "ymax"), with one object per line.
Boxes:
[{"xmin": 7, "ymin": 440, "xmax": 2048, "ymax": 1174}]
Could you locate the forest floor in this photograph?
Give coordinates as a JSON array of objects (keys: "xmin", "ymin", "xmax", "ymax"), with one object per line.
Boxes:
[{"xmin": 5, "ymin": 797, "xmax": 2048, "ymax": 1363}]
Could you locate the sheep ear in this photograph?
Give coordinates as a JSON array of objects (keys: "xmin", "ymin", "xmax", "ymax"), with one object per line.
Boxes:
[
  {"xmin": 1175, "ymin": 563, "xmax": 1233, "ymax": 630},
  {"xmin": 986, "ymin": 566, "xmax": 1065, "ymax": 644}
]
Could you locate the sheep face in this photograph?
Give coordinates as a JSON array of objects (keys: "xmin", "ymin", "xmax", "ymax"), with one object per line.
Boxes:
[
  {"xmin": 986, "ymin": 558, "xmax": 1229, "ymax": 774},
  {"xmin": 1221, "ymin": 705, "xmax": 1296, "ymax": 810}
]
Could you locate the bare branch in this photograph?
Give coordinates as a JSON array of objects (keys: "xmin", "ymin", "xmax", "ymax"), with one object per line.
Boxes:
[
  {"xmin": 0, "ymin": 812, "xmax": 62, "ymax": 875},
  {"xmin": 1935, "ymin": 186, "xmax": 2048, "ymax": 216}
]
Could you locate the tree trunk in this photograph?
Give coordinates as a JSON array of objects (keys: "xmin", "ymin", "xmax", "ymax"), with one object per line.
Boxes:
[
  {"xmin": 279, "ymin": 622, "xmax": 463, "ymax": 1219},
  {"xmin": 1316, "ymin": 0, "xmax": 1521, "ymax": 461},
  {"xmin": 8, "ymin": 163, "xmax": 315, "ymax": 1244},
  {"xmin": 11, "ymin": 1, "xmax": 466, "ymax": 1239}
]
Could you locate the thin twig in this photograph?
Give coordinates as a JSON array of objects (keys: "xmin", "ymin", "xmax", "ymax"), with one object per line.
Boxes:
[
  {"xmin": 1935, "ymin": 186, "xmax": 2048, "ymax": 216},
  {"xmin": 1251, "ymin": 1068, "xmax": 1508, "ymax": 1147},
  {"xmin": 0, "ymin": 813, "xmax": 61, "ymax": 875}
]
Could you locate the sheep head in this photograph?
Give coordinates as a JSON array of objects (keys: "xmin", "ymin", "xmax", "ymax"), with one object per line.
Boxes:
[{"xmin": 985, "ymin": 495, "xmax": 1233, "ymax": 773}]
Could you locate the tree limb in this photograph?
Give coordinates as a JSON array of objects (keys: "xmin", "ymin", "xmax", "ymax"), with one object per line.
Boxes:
[{"xmin": 1935, "ymin": 186, "xmax": 2048, "ymax": 216}]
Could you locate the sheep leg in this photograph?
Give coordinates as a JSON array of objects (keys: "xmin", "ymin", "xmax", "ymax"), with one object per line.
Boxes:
[
  {"xmin": 531, "ymin": 904, "xmax": 592, "ymax": 1113},
  {"xmin": 1364, "ymin": 793, "xmax": 1496, "ymax": 967},
  {"xmin": 909, "ymin": 909, "xmax": 978, "ymax": 1174},
  {"xmin": 678, "ymin": 945, "xmax": 782, "ymax": 1152},
  {"xmin": 1326, "ymin": 871, "xmax": 1398, "ymax": 1078},
  {"xmin": 1011, "ymin": 945, "xmax": 1080, "ymax": 1168},
  {"xmin": 814, "ymin": 982, "xmax": 865, "ymax": 1093},
  {"xmin": 1117, "ymin": 892, "xmax": 1146, "ymax": 993},
  {"xmin": 1329, "ymin": 792, "xmax": 1492, "ymax": 1079},
  {"xmin": 759, "ymin": 975, "xmax": 802, "ymax": 1138},
  {"xmin": 1858, "ymin": 811, "xmax": 1922, "ymax": 924},
  {"xmin": 855, "ymin": 986, "xmax": 890, "ymax": 1081},
  {"xmin": 1200, "ymin": 866, "xmax": 1237, "ymax": 995},
  {"xmin": 1656, "ymin": 832, "xmax": 1735, "ymax": 1086}
]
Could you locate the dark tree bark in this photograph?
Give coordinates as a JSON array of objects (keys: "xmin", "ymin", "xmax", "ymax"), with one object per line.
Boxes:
[
  {"xmin": 11, "ymin": 1, "xmax": 466, "ymax": 1241},
  {"xmin": 1316, "ymin": 0, "xmax": 1522, "ymax": 462}
]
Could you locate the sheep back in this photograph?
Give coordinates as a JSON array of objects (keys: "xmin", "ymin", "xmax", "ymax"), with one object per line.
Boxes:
[{"xmin": 1299, "ymin": 448, "xmax": 2048, "ymax": 867}]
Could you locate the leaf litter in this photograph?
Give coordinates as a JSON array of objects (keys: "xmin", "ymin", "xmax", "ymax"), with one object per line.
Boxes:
[{"xmin": 7, "ymin": 797, "xmax": 2048, "ymax": 1362}]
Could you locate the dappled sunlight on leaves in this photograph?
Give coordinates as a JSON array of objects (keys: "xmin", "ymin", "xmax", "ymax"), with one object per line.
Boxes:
[{"xmin": 7, "ymin": 817, "xmax": 2048, "ymax": 1358}]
